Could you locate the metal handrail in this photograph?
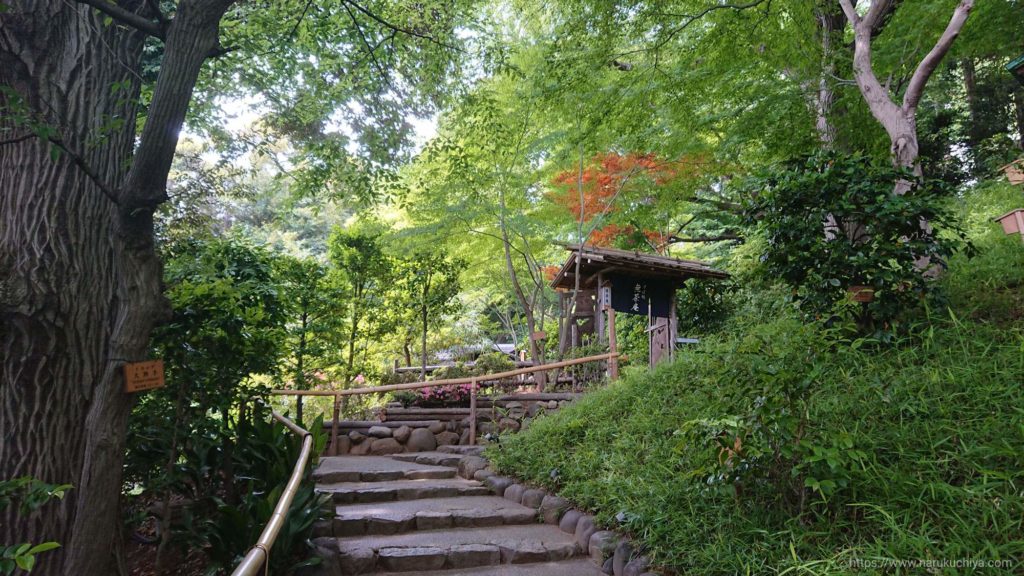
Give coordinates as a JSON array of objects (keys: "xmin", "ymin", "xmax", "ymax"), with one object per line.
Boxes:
[{"xmin": 231, "ymin": 411, "xmax": 314, "ymax": 576}]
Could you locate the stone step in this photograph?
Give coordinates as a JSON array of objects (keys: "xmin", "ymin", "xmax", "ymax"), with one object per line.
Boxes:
[
  {"xmin": 318, "ymin": 478, "xmax": 490, "ymax": 504},
  {"xmin": 437, "ymin": 445, "xmax": 486, "ymax": 456},
  {"xmin": 390, "ymin": 451, "xmax": 465, "ymax": 468},
  {"xmin": 373, "ymin": 559, "xmax": 605, "ymax": 576},
  {"xmin": 314, "ymin": 455, "xmax": 457, "ymax": 483},
  {"xmin": 331, "ymin": 495, "xmax": 538, "ymax": 537},
  {"xmin": 333, "ymin": 524, "xmax": 581, "ymax": 574}
]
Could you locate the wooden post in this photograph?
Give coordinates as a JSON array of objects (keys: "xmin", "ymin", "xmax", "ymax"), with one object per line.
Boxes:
[
  {"xmin": 607, "ymin": 305, "xmax": 619, "ymax": 380},
  {"xmin": 296, "ymin": 395, "xmax": 304, "ymax": 427},
  {"xmin": 329, "ymin": 394, "xmax": 340, "ymax": 456},
  {"xmin": 669, "ymin": 289, "xmax": 678, "ymax": 362},
  {"xmin": 469, "ymin": 378, "xmax": 478, "ymax": 445}
]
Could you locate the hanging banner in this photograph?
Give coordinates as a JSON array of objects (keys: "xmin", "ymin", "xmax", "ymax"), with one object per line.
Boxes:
[{"xmin": 609, "ymin": 275, "xmax": 673, "ymax": 317}]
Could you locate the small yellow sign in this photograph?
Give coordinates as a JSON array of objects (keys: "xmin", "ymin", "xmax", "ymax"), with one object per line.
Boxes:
[{"xmin": 124, "ymin": 360, "xmax": 165, "ymax": 393}]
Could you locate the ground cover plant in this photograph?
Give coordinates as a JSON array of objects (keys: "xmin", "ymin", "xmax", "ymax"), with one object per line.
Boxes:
[{"xmin": 487, "ymin": 181, "xmax": 1024, "ymax": 574}]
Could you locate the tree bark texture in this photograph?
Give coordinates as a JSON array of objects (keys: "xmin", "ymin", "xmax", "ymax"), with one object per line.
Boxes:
[{"xmin": 0, "ymin": 1, "xmax": 232, "ymax": 573}]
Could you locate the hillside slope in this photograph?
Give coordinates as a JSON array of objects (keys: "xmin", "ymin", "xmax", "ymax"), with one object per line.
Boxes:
[{"xmin": 487, "ymin": 180, "xmax": 1024, "ymax": 574}]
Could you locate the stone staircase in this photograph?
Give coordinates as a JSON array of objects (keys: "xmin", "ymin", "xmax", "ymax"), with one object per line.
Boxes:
[{"xmin": 308, "ymin": 446, "xmax": 604, "ymax": 576}]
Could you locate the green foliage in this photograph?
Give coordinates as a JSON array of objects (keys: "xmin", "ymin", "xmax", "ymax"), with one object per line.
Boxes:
[
  {"xmin": 563, "ymin": 339, "xmax": 608, "ymax": 388},
  {"xmin": 675, "ymin": 279, "xmax": 736, "ymax": 336},
  {"xmin": 124, "ymin": 237, "xmax": 318, "ymax": 572},
  {"xmin": 472, "ymin": 351, "xmax": 515, "ymax": 375},
  {"xmin": 387, "ymin": 248, "xmax": 466, "ymax": 368},
  {"xmin": 327, "ymin": 224, "xmax": 396, "ymax": 383},
  {"xmin": 391, "ymin": 390, "xmax": 420, "ymax": 408},
  {"xmin": 275, "ymin": 255, "xmax": 347, "ymax": 390},
  {"xmin": 0, "ymin": 479, "xmax": 68, "ymax": 574},
  {"xmin": 202, "ymin": 412, "xmax": 330, "ymax": 575},
  {"xmin": 744, "ymin": 151, "xmax": 971, "ymax": 335},
  {"xmin": 431, "ymin": 363, "xmax": 474, "ymax": 381},
  {"xmin": 943, "ymin": 179, "xmax": 1024, "ymax": 324}
]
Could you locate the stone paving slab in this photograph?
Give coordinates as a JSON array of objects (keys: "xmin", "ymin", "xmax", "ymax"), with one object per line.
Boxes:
[
  {"xmin": 334, "ymin": 524, "xmax": 580, "ymax": 573},
  {"xmin": 314, "ymin": 455, "xmax": 457, "ymax": 483},
  {"xmin": 437, "ymin": 445, "xmax": 486, "ymax": 456},
  {"xmin": 332, "ymin": 495, "xmax": 538, "ymax": 536},
  {"xmin": 373, "ymin": 559, "xmax": 606, "ymax": 576},
  {"xmin": 318, "ymin": 478, "xmax": 490, "ymax": 504},
  {"xmin": 389, "ymin": 451, "xmax": 465, "ymax": 467}
]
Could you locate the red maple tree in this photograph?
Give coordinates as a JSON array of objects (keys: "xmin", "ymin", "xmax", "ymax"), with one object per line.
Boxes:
[{"xmin": 548, "ymin": 152, "xmax": 711, "ymax": 252}]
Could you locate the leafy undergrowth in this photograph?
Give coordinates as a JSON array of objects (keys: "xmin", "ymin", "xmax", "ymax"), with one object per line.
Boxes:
[{"xmin": 487, "ymin": 181, "xmax": 1024, "ymax": 575}]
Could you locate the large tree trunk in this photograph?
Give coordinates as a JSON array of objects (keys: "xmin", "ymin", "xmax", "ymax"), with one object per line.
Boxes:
[
  {"xmin": 1, "ymin": 2, "xmax": 231, "ymax": 573},
  {"xmin": 1, "ymin": 8, "xmax": 149, "ymax": 575}
]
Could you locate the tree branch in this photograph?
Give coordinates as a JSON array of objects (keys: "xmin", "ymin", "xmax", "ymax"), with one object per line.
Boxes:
[
  {"xmin": 0, "ymin": 130, "xmax": 118, "ymax": 203},
  {"xmin": 838, "ymin": 0, "xmax": 858, "ymax": 25},
  {"xmin": 341, "ymin": 0, "xmax": 459, "ymax": 50},
  {"xmin": 288, "ymin": 0, "xmax": 316, "ymax": 39},
  {"xmin": 342, "ymin": 2, "xmax": 393, "ymax": 90},
  {"xmin": 50, "ymin": 137, "xmax": 120, "ymax": 205},
  {"xmin": 667, "ymin": 233, "xmax": 744, "ymax": 244},
  {"xmin": 145, "ymin": 0, "xmax": 168, "ymax": 26},
  {"xmin": 902, "ymin": 0, "xmax": 974, "ymax": 111},
  {"xmin": 691, "ymin": 195, "xmax": 744, "ymax": 214},
  {"xmin": 0, "ymin": 133, "xmax": 35, "ymax": 146},
  {"xmin": 76, "ymin": 0, "xmax": 165, "ymax": 39},
  {"xmin": 658, "ymin": 0, "xmax": 770, "ymax": 47},
  {"xmin": 862, "ymin": 0, "xmax": 893, "ymax": 29}
]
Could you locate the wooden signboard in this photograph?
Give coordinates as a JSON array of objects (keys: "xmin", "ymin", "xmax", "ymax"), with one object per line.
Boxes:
[
  {"xmin": 609, "ymin": 274, "xmax": 673, "ymax": 317},
  {"xmin": 124, "ymin": 360, "xmax": 165, "ymax": 393},
  {"xmin": 531, "ymin": 330, "xmax": 547, "ymax": 341}
]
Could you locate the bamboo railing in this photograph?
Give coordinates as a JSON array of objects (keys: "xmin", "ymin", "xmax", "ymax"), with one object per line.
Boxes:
[
  {"xmin": 271, "ymin": 351, "xmax": 620, "ymax": 454},
  {"xmin": 230, "ymin": 411, "xmax": 314, "ymax": 576}
]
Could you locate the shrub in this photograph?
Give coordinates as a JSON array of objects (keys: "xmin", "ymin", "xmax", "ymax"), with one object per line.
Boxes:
[
  {"xmin": 0, "ymin": 478, "xmax": 68, "ymax": 574},
  {"xmin": 472, "ymin": 351, "xmax": 515, "ymax": 376},
  {"xmin": 743, "ymin": 151, "xmax": 971, "ymax": 336}
]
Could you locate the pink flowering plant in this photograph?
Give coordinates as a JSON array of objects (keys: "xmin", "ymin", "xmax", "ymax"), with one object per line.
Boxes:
[{"xmin": 418, "ymin": 382, "xmax": 476, "ymax": 405}]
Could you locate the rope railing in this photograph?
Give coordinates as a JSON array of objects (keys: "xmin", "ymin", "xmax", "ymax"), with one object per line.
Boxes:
[
  {"xmin": 230, "ymin": 411, "xmax": 314, "ymax": 576},
  {"xmin": 271, "ymin": 350, "xmax": 621, "ymax": 453}
]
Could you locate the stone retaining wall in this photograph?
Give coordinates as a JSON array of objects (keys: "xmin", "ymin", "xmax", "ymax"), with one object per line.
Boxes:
[
  {"xmin": 460, "ymin": 453, "xmax": 658, "ymax": 576},
  {"xmin": 325, "ymin": 394, "xmax": 578, "ymax": 455}
]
